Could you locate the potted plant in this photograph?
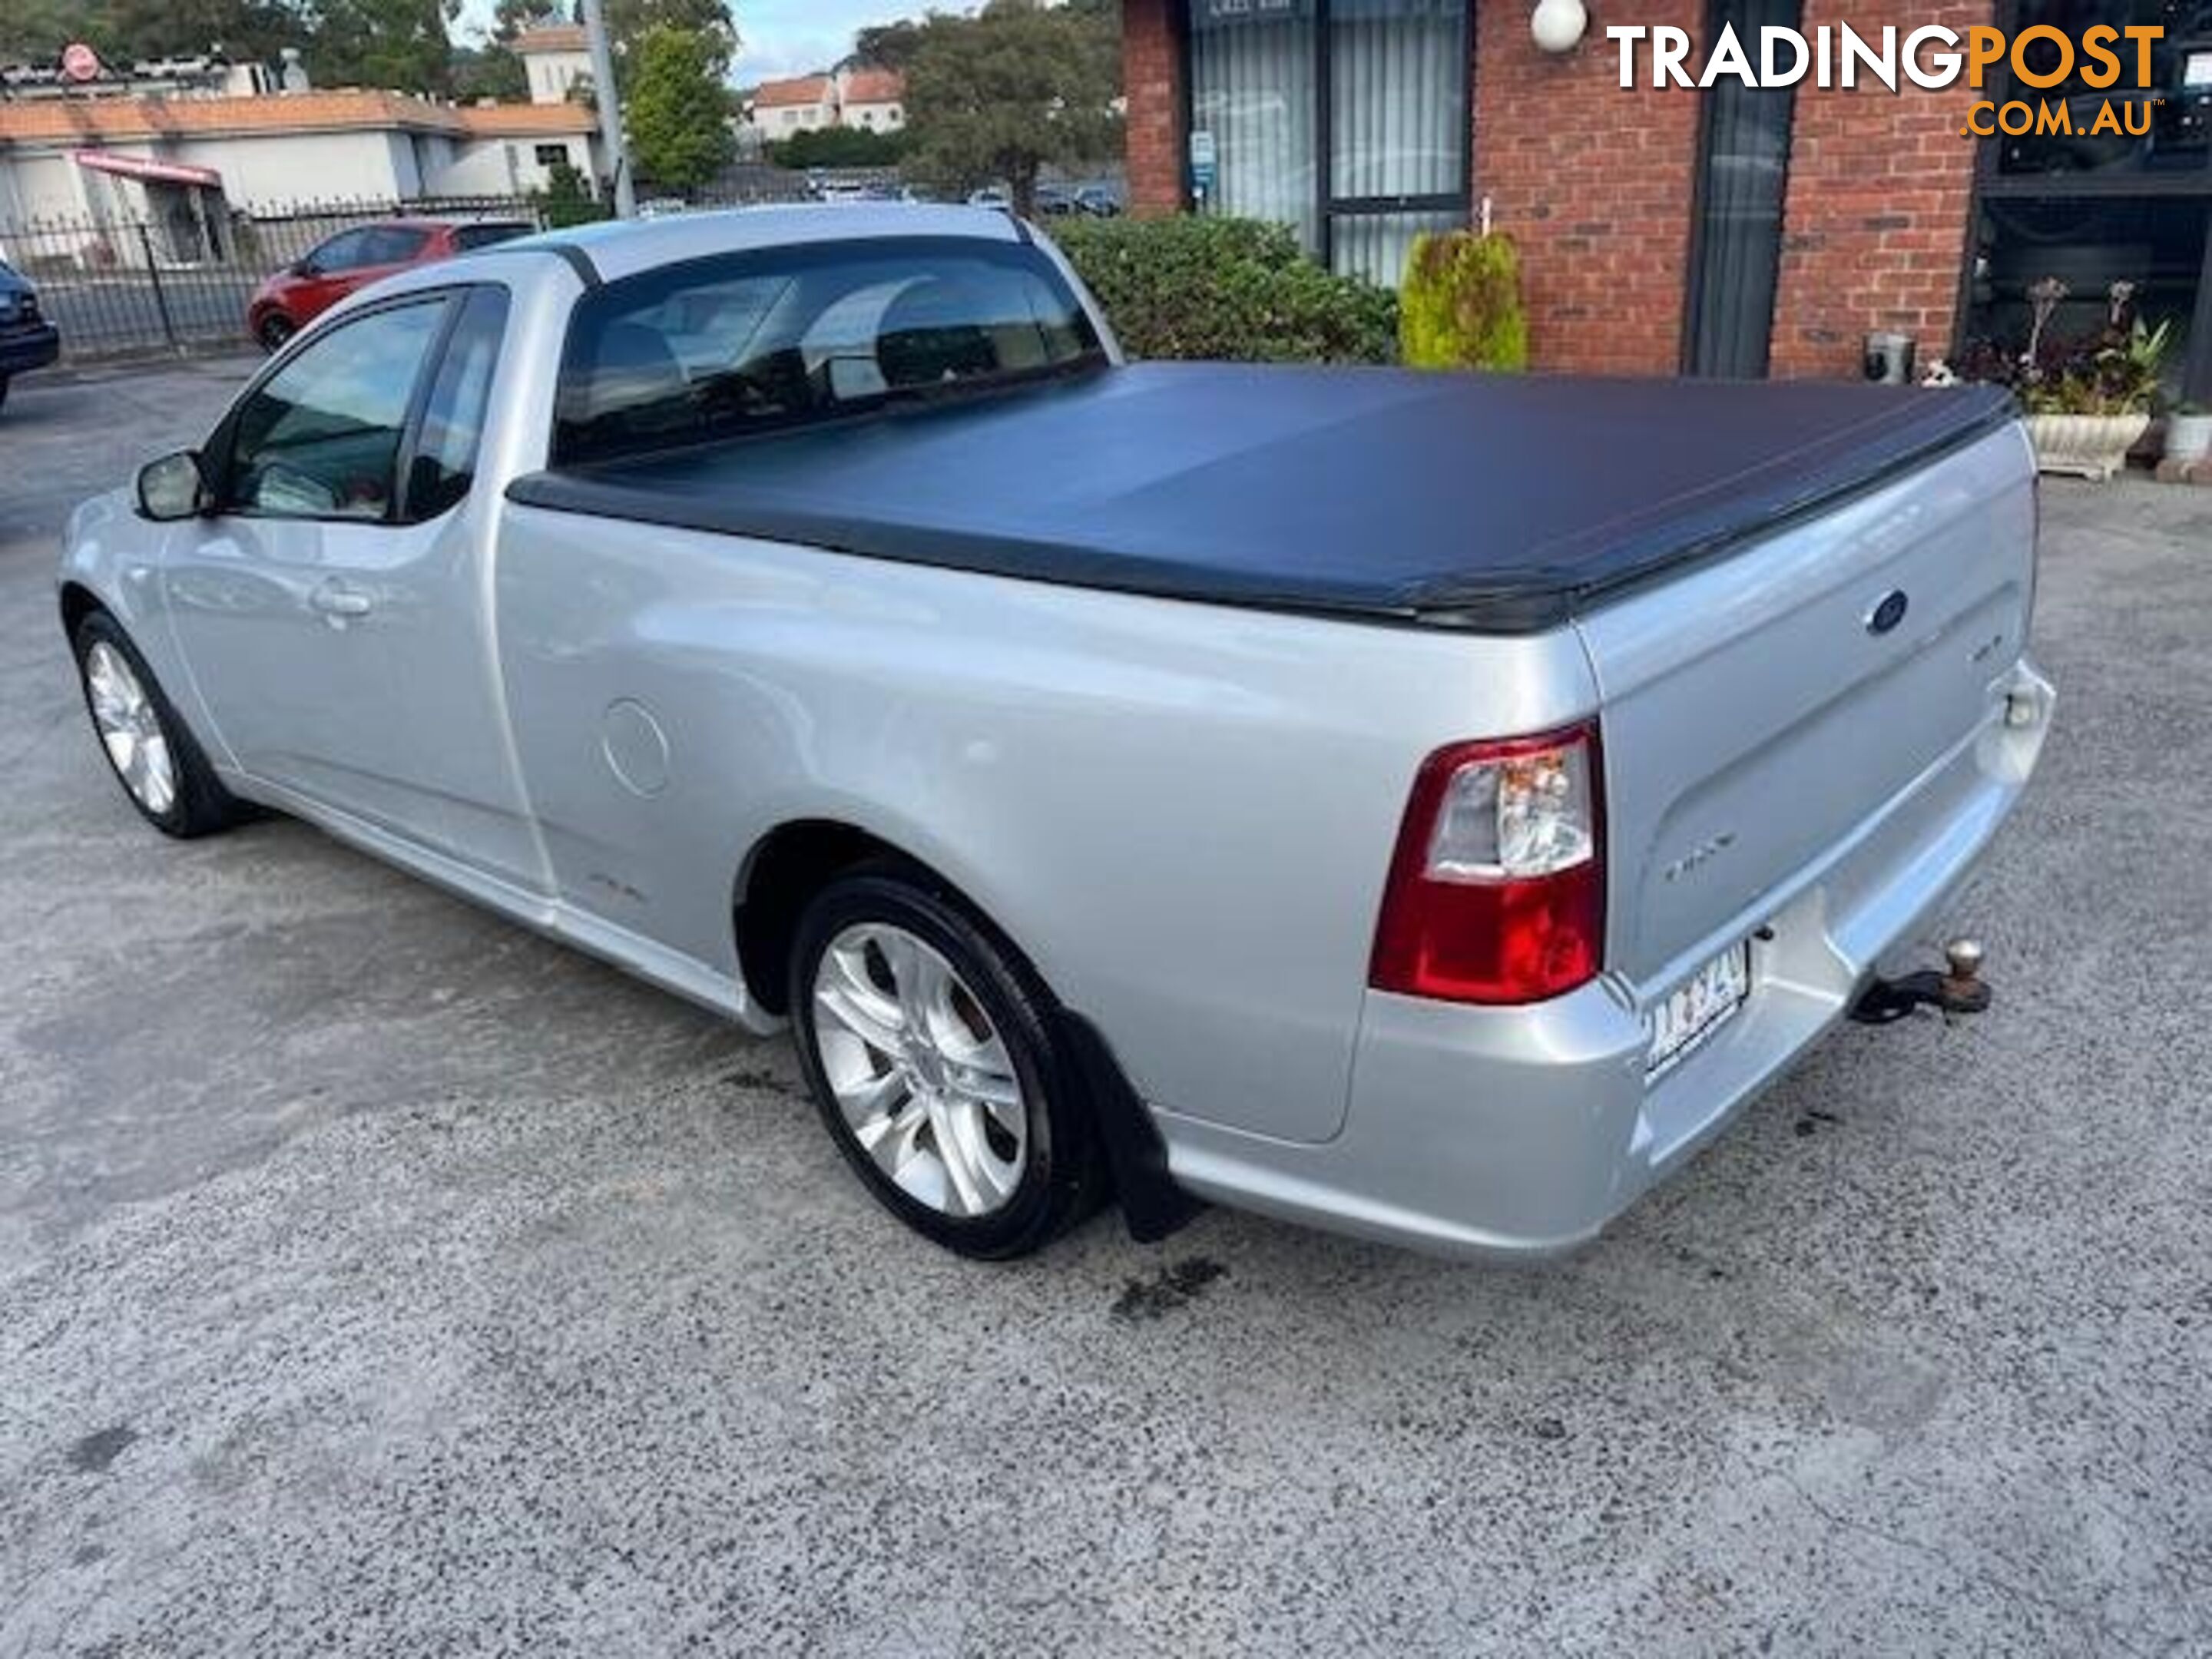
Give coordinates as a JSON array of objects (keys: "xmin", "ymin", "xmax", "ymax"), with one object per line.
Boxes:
[{"xmin": 1955, "ymin": 279, "xmax": 2172, "ymax": 481}]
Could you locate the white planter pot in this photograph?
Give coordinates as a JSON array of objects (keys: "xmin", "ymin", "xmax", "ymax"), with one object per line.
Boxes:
[
  {"xmin": 2164, "ymin": 412, "xmax": 2212, "ymax": 463},
  {"xmin": 2023, "ymin": 412, "xmax": 2151, "ymax": 481}
]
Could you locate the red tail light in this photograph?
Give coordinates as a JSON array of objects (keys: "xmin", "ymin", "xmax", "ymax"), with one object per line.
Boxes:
[{"xmin": 1369, "ymin": 722, "xmax": 1605, "ymax": 1005}]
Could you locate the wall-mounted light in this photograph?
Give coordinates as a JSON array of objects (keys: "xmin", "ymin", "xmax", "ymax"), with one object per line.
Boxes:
[{"xmin": 1531, "ymin": 0, "xmax": 1588, "ymax": 54}]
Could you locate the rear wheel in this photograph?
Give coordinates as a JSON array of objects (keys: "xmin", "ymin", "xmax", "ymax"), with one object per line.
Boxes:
[
  {"xmin": 789, "ymin": 868, "xmax": 1102, "ymax": 1258},
  {"xmin": 72, "ymin": 612, "xmax": 248, "ymax": 838},
  {"xmin": 255, "ymin": 313, "xmax": 296, "ymax": 353}
]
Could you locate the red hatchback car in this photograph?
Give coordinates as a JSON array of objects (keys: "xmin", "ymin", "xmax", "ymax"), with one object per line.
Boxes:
[{"xmin": 246, "ymin": 217, "xmax": 533, "ymax": 352}]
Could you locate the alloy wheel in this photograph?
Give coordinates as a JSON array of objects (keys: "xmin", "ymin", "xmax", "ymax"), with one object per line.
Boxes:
[
  {"xmin": 84, "ymin": 641, "xmax": 177, "ymax": 816},
  {"xmin": 810, "ymin": 922, "xmax": 1028, "ymax": 1218}
]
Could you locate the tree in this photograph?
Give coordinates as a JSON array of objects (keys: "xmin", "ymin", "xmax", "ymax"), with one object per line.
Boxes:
[
  {"xmin": 624, "ymin": 24, "xmax": 734, "ymax": 192},
  {"xmin": 492, "ymin": 0, "xmax": 569, "ymax": 41},
  {"xmin": 303, "ymin": 0, "xmax": 456, "ymax": 96},
  {"xmin": 0, "ymin": 0, "xmax": 306, "ymax": 67},
  {"xmin": 846, "ymin": 18, "xmax": 923, "ymax": 74},
  {"xmin": 903, "ymin": 0, "xmax": 1121, "ymax": 218},
  {"xmin": 450, "ymin": 41, "xmax": 528, "ymax": 101},
  {"xmin": 604, "ymin": 0, "xmax": 733, "ymax": 71}
]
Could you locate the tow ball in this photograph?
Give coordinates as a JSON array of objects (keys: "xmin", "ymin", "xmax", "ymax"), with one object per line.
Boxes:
[{"xmin": 1849, "ymin": 939, "xmax": 1992, "ymax": 1025}]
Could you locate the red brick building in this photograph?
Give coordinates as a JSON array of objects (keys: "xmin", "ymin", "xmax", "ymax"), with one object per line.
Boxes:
[{"xmin": 1124, "ymin": 0, "xmax": 2212, "ymax": 396}]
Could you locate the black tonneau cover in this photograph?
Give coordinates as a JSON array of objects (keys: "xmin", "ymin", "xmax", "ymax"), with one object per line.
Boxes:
[{"xmin": 506, "ymin": 363, "xmax": 2017, "ymax": 634}]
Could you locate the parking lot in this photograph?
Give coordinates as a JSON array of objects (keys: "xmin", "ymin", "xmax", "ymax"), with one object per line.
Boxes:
[{"xmin": 2, "ymin": 358, "xmax": 2207, "ymax": 1655}]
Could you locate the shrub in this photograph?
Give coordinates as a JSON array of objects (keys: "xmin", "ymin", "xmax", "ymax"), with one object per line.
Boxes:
[
  {"xmin": 767, "ymin": 127, "xmax": 910, "ymax": 170},
  {"xmin": 535, "ymin": 161, "xmax": 610, "ymax": 230},
  {"xmin": 1952, "ymin": 279, "xmax": 2173, "ymax": 416},
  {"xmin": 1053, "ymin": 215, "xmax": 1398, "ymax": 365},
  {"xmin": 1399, "ymin": 230, "xmax": 1528, "ymax": 373}
]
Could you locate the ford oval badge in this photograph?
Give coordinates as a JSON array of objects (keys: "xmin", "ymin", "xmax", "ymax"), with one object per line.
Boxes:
[{"xmin": 1866, "ymin": 589, "xmax": 1909, "ymax": 635}]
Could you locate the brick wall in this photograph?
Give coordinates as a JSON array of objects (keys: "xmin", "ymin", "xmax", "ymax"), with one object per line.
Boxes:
[
  {"xmin": 1767, "ymin": 0, "xmax": 1988, "ymax": 377},
  {"xmin": 1120, "ymin": 0, "xmax": 1986, "ymax": 379},
  {"xmin": 1472, "ymin": 0, "xmax": 1704, "ymax": 376},
  {"xmin": 1124, "ymin": 0, "xmax": 1184, "ymax": 217}
]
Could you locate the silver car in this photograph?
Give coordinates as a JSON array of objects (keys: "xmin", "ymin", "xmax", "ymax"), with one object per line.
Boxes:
[{"xmin": 58, "ymin": 207, "xmax": 2054, "ymax": 1260}]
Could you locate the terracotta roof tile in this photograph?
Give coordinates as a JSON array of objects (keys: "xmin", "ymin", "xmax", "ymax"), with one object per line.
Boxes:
[
  {"xmin": 0, "ymin": 91, "xmax": 593, "ymax": 145},
  {"xmin": 840, "ymin": 69, "xmax": 904, "ymax": 106},
  {"xmin": 455, "ymin": 102, "xmax": 595, "ymax": 136},
  {"xmin": 0, "ymin": 91, "xmax": 460, "ymax": 143},
  {"xmin": 753, "ymin": 75, "xmax": 832, "ymax": 108},
  {"xmin": 512, "ymin": 25, "xmax": 589, "ymax": 54}
]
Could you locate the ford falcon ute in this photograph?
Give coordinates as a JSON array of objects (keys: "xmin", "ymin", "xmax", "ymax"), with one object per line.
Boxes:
[{"xmin": 58, "ymin": 206, "xmax": 2054, "ymax": 1260}]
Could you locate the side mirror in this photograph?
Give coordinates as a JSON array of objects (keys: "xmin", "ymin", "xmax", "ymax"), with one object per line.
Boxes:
[
  {"xmin": 137, "ymin": 450, "xmax": 210, "ymax": 522},
  {"xmin": 291, "ymin": 258, "xmax": 320, "ymax": 278}
]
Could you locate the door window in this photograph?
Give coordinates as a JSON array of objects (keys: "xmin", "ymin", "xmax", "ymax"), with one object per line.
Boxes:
[
  {"xmin": 405, "ymin": 288, "xmax": 511, "ymax": 519},
  {"xmin": 306, "ymin": 228, "xmax": 374, "ymax": 273},
  {"xmin": 223, "ymin": 300, "xmax": 450, "ymax": 521},
  {"xmin": 1684, "ymin": 0, "xmax": 1803, "ymax": 376},
  {"xmin": 357, "ymin": 226, "xmax": 434, "ymax": 267}
]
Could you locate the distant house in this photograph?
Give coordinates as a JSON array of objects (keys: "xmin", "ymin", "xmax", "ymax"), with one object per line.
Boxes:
[
  {"xmin": 511, "ymin": 26, "xmax": 594, "ymax": 107},
  {"xmin": 750, "ymin": 75, "xmax": 837, "ymax": 138},
  {"xmin": 741, "ymin": 68, "xmax": 906, "ymax": 147},
  {"xmin": 836, "ymin": 68, "xmax": 905, "ymax": 133},
  {"xmin": 0, "ymin": 89, "xmax": 602, "ymax": 258}
]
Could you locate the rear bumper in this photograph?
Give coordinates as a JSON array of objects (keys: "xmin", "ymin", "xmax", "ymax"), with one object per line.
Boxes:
[
  {"xmin": 1157, "ymin": 656, "xmax": 2055, "ymax": 1259},
  {"xmin": 0, "ymin": 320, "xmax": 60, "ymax": 375}
]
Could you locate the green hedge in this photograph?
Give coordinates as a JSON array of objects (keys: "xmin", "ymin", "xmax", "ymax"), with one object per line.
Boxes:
[
  {"xmin": 1398, "ymin": 230, "xmax": 1527, "ymax": 373},
  {"xmin": 1054, "ymin": 216, "xmax": 1399, "ymax": 365}
]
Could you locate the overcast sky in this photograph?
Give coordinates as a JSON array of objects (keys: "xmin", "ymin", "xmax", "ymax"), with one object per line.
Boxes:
[
  {"xmin": 452, "ymin": 2, "xmax": 937, "ymax": 84},
  {"xmin": 729, "ymin": 2, "xmax": 932, "ymax": 81}
]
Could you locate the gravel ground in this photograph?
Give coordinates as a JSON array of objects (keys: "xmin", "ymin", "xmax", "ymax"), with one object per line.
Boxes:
[{"xmin": 2, "ymin": 359, "xmax": 2207, "ymax": 1657}]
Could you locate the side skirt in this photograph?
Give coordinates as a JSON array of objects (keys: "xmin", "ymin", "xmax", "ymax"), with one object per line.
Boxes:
[{"xmin": 220, "ymin": 770, "xmax": 779, "ymax": 1035}]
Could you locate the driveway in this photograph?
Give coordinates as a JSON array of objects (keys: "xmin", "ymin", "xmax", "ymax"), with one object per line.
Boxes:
[{"xmin": 2, "ymin": 359, "xmax": 2207, "ymax": 1656}]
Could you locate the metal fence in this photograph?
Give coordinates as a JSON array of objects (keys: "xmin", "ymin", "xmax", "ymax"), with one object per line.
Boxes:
[
  {"xmin": 0, "ymin": 167, "xmax": 1121, "ymax": 362},
  {"xmin": 0, "ymin": 195, "xmax": 542, "ymax": 359},
  {"xmin": 0, "ymin": 177, "xmax": 811, "ymax": 361}
]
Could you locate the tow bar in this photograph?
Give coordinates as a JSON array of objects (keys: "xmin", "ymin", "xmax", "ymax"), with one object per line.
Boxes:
[{"xmin": 1849, "ymin": 939, "xmax": 1992, "ymax": 1025}]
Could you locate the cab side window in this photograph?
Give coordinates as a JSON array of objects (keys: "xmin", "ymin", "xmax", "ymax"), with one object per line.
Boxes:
[
  {"xmin": 359, "ymin": 226, "xmax": 433, "ymax": 267},
  {"xmin": 224, "ymin": 300, "xmax": 449, "ymax": 521},
  {"xmin": 305, "ymin": 228, "xmax": 373, "ymax": 273},
  {"xmin": 404, "ymin": 288, "xmax": 510, "ymax": 520}
]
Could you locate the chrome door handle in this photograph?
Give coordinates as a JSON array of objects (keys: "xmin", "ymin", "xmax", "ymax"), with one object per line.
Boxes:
[{"xmin": 310, "ymin": 581, "xmax": 373, "ymax": 618}]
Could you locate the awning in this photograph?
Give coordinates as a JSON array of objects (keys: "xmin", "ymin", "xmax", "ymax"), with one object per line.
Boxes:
[{"xmin": 71, "ymin": 149, "xmax": 223, "ymax": 189}]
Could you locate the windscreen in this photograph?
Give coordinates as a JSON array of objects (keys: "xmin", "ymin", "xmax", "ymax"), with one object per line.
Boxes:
[{"xmin": 552, "ymin": 235, "xmax": 1105, "ymax": 465}]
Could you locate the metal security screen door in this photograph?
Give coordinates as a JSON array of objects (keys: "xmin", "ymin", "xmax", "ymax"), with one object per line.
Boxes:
[
  {"xmin": 1963, "ymin": 0, "xmax": 2212, "ymax": 405},
  {"xmin": 1684, "ymin": 0, "xmax": 1803, "ymax": 376},
  {"xmin": 1188, "ymin": 0, "xmax": 1472, "ymax": 285}
]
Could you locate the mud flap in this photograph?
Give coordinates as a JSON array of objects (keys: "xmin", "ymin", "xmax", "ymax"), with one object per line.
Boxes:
[{"xmin": 1056, "ymin": 1012, "xmax": 1204, "ymax": 1243}]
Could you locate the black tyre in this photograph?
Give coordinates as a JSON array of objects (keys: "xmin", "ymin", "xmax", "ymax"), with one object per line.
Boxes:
[
  {"xmin": 0, "ymin": 376, "xmax": 11, "ymax": 412},
  {"xmin": 255, "ymin": 313, "xmax": 296, "ymax": 353},
  {"xmin": 789, "ymin": 866, "xmax": 1104, "ymax": 1259},
  {"xmin": 71, "ymin": 611, "xmax": 249, "ymax": 839}
]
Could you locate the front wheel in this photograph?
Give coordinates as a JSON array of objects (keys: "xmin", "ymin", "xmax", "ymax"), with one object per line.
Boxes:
[
  {"xmin": 72, "ymin": 612, "xmax": 249, "ymax": 838},
  {"xmin": 789, "ymin": 869, "xmax": 1103, "ymax": 1258},
  {"xmin": 255, "ymin": 313, "xmax": 296, "ymax": 353}
]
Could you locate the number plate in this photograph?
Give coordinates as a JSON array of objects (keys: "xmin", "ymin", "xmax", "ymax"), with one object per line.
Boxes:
[{"xmin": 1644, "ymin": 939, "xmax": 1752, "ymax": 1080}]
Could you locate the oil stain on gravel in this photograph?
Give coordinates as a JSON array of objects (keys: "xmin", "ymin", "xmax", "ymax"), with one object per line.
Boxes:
[
  {"xmin": 67, "ymin": 1425, "xmax": 137, "ymax": 1474},
  {"xmin": 1110, "ymin": 1258, "xmax": 1227, "ymax": 1320}
]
